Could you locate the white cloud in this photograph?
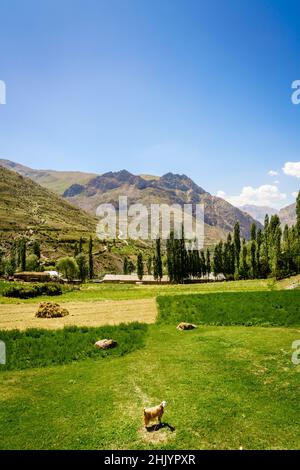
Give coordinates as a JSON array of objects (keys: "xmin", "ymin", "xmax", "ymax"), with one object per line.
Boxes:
[
  {"xmin": 282, "ymin": 161, "xmax": 300, "ymax": 178},
  {"xmin": 268, "ymin": 170, "xmax": 278, "ymax": 177},
  {"xmin": 216, "ymin": 185, "xmax": 287, "ymax": 208},
  {"xmin": 274, "ymin": 180, "xmax": 279, "ymax": 184},
  {"xmin": 292, "ymin": 191, "xmax": 299, "ymax": 198}
]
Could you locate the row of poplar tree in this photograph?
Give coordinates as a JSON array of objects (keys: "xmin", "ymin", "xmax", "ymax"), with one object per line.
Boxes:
[{"xmin": 129, "ymin": 192, "xmax": 300, "ymax": 282}]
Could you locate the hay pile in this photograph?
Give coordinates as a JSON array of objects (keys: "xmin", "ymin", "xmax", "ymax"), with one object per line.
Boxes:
[{"xmin": 36, "ymin": 302, "xmax": 69, "ymax": 318}]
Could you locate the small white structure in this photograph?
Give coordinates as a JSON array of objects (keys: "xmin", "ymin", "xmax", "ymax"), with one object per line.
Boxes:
[
  {"xmin": 102, "ymin": 274, "xmax": 170, "ymax": 284},
  {"xmin": 102, "ymin": 273, "xmax": 226, "ymax": 284},
  {"xmin": 44, "ymin": 270, "xmax": 61, "ymax": 280}
]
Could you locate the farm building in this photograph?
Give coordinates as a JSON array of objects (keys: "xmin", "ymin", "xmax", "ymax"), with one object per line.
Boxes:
[
  {"xmin": 102, "ymin": 273, "xmax": 225, "ymax": 284},
  {"xmin": 14, "ymin": 271, "xmax": 60, "ymax": 283},
  {"xmin": 102, "ymin": 274, "xmax": 170, "ymax": 284}
]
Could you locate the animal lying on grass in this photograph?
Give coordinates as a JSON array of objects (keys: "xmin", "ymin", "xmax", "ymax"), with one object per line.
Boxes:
[{"xmin": 143, "ymin": 401, "xmax": 167, "ymax": 428}]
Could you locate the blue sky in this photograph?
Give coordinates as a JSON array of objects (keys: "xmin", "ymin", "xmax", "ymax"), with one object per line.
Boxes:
[{"xmin": 0, "ymin": 0, "xmax": 300, "ymax": 208}]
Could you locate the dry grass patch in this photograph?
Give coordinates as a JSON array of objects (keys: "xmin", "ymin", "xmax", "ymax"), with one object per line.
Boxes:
[{"xmin": 0, "ymin": 298, "xmax": 157, "ymax": 330}]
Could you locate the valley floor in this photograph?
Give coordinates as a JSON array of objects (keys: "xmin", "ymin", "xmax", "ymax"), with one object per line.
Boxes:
[{"xmin": 0, "ymin": 276, "xmax": 300, "ymax": 449}]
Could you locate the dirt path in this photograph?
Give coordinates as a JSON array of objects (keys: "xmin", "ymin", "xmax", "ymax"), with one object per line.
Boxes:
[
  {"xmin": 285, "ymin": 282, "xmax": 300, "ymax": 290},
  {"xmin": 0, "ymin": 298, "xmax": 157, "ymax": 330}
]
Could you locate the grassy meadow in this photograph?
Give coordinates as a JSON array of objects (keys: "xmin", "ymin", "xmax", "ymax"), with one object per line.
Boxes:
[
  {"xmin": 158, "ymin": 291, "xmax": 300, "ymax": 327},
  {"xmin": 0, "ymin": 277, "xmax": 281, "ymax": 304},
  {"xmin": 0, "ymin": 276, "xmax": 300, "ymax": 449}
]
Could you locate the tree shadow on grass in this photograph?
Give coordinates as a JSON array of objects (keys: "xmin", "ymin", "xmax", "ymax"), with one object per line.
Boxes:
[{"xmin": 145, "ymin": 422, "xmax": 176, "ymax": 433}]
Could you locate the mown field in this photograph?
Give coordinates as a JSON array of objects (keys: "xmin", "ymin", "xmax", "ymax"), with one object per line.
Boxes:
[
  {"xmin": 0, "ymin": 278, "xmax": 300, "ymax": 449},
  {"xmin": 0, "ymin": 299, "xmax": 157, "ymax": 331}
]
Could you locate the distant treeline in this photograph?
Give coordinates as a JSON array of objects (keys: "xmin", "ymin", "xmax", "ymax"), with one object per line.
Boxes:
[{"xmin": 130, "ymin": 191, "xmax": 300, "ymax": 283}]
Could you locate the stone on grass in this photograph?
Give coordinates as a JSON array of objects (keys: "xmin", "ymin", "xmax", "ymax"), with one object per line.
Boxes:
[
  {"xmin": 36, "ymin": 302, "xmax": 69, "ymax": 318},
  {"xmin": 95, "ymin": 339, "xmax": 117, "ymax": 350},
  {"xmin": 176, "ymin": 322, "xmax": 197, "ymax": 331}
]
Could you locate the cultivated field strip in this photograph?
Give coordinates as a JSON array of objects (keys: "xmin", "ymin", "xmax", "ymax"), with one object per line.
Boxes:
[{"xmin": 0, "ymin": 298, "xmax": 158, "ymax": 330}]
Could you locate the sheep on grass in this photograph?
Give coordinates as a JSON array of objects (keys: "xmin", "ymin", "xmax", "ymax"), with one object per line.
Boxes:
[{"xmin": 143, "ymin": 401, "xmax": 167, "ymax": 428}]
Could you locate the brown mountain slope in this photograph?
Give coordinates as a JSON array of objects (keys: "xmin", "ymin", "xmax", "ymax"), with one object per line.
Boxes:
[
  {"xmin": 279, "ymin": 203, "xmax": 296, "ymax": 227},
  {"xmin": 238, "ymin": 205, "xmax": 278, "ymax": 224},
  {"xmin": 0, "ymin": 159, "xmax": 96, "ymax": 194},
  {"xmin": 63, "ymin": 170, "xmax": 262, "ymax": 242},
  {"xmin": 0, "ymin": 166, "xmax": 96, "ymax": 233},
  {"xmin": 0, "ymin": 167, "xmax": 128, "ymax": 273}
]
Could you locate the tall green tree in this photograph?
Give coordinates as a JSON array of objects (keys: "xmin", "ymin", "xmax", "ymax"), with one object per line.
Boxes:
[
  {"xmin": 233, "ymin": 222, "xmax": 241, "ymax": 272},
  {"xmin": 123, "ymin": 257, "xmax": 129, "ymax": 275},
  {"xmin": 250, "ymin": 240, "xmax": 257, "ymax": 279},
  {"xmin": 32, "ymin": 240, "xmax": 41, "ymax": 259},
  {"xmin": 239, "ymin": 238, "xmax": 249, "ymax": 279},
  {"xmin": 153, "ymin": 238, "xmax": 163, "ymax": 281},
  {"xmin": 223, "ymin": 233, "xmax": 235, "ymax": 279},
  {"xmin": 18, "ymin": 238, "xmax": 26, "ymax": 271},
  {"xmin": 256, "ymin": 228, "xmax": 263, "ymax": 278},
  {"xmin": 213, "ymin": 241, "xmax": 223, "ymax": 276},
  {"xmin": 127, "ymin": 259, "xmax": 135, "ymax": 274},
  {"xmin": 206, "ymin": 249, "xmax": 211, "ymax": 278},
  {"xmin": 250, "ymin": 223, "xmax": 257, "ymax": 241},
  {"xmin": 76, "ymin": 253, "xmax": 88, "ymax": 282},
  {"xmin": 147, "ymin": 256, "xmax": 152, "ymax": 275},
  {"xmin": 74, "ymin": 242, "xmax": 79, "ymax": 258},
  {"xmin": 10, "ymin": 242, "xmax": 17, "ymax": 274},
  {"xmin": 271, "ymin": 224, "xmax": 282, "ymax": 279},
  {"xmin": 88, "ymin": 236, "xmax": 94, "ymax": 279},
  {"xmin": 166, "ymin": 232, "xmax": 174, "ymax": 282},
  {"xmin": 249, "ymin": 224, "xmax": 257, "ymax": 279},
  {"xmin": 137, "ymin": 253, "xmax": 144, "ymax": 280},
  {"xmin": 200, "ymin": 251, "xmax": 206, "ymax": 278}
]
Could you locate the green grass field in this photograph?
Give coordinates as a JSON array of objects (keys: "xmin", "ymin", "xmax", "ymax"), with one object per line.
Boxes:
[
  {"xmin": 158, "ymin": 291, "xmax": 300, "ymax": 327},
  {"xmin": 0, "ymin": 323, "xmax": 147, "ymax": 371},
  {"xmin": 0, "ymin": 278, "xmax": 300, "ymax": 450},
  {"xmin": 0, "ymin": 277, "xmax": 281, "ymax": 304},
  {"xmin": 1, "ymin": 324, "xmax": 300, "ymax": 450}
]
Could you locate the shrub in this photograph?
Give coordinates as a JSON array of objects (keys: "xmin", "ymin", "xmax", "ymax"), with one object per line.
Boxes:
[
  {"xmin": 56, "ymin": 257, "xmax": 79, "ymax": 280},
  {"xmin": 26, "ymin": 254, "xmax": 40, "ymax": 272},
  {"xmin": 44, "ymin": 283, "xmax": 63, "ymax": 296},
  {"xmin": 3, "ymin": 282, "xmax": 62, "ymax": 299}
]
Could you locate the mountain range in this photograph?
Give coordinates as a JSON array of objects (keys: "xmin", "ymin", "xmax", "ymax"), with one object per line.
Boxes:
[
  {"xmin": 239, "ymin": 203, "xmax": 296, "ymax": 226},
  {"xmin": 0, "ymin": 159, "xmax": 264, "ymax": 243},
  {"xmin": 238, "ymin": 205, "xmax": 279, "ymax": 224},
  {"xmin": 0, "ymin": 159, "xmax": 96, "ymax": 194},
  {"xmin": 278, "ymin": 203, "xmax": 297, "ymax": 227}
]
